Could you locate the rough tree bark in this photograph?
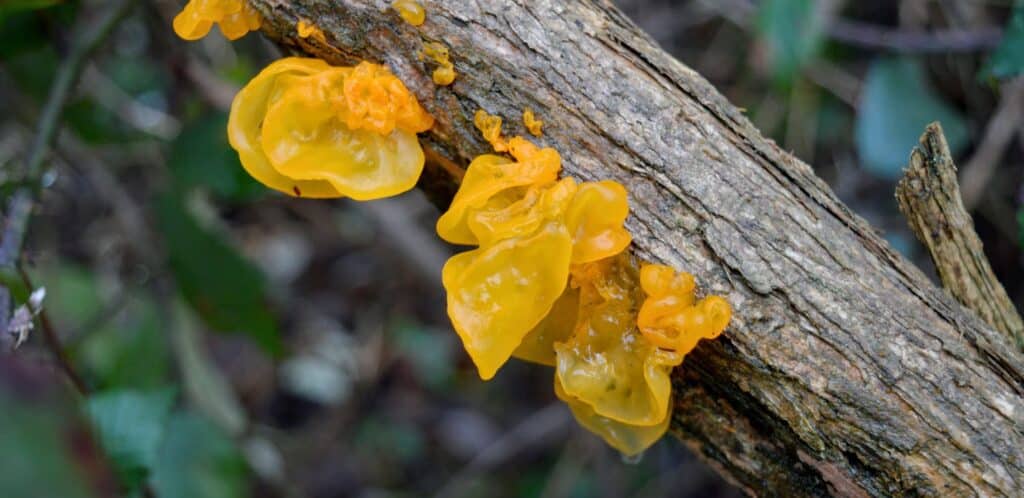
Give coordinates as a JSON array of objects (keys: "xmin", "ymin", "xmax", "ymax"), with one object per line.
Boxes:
[{"xmin": 248, "ymin": 1, "xmax": 1024, "ymax": 496}]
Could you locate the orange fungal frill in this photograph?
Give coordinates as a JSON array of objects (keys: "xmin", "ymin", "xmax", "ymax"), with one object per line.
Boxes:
[
  {"xmin": 173, "ymin": 0, "xmax": 261, "ymax": 41},
  {"xmin": 227, "ymin": 57, "xmax": 434, "ymax": 199},
  {"xmin": 637, "ymin": 264, "xmax": 731, "ymax": 353}
]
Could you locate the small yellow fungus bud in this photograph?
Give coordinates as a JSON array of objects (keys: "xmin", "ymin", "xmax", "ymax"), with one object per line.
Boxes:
[
  {"xmin": 173, "ymin": 0, "xmax": 261, "ymax": 41},
  {"xmin": 522, "ymin": 108, "xmax": 543, "ymax": 136},
  {"xmin": 421, "ymin": 41, "xmax": 456, "ymax": 86},
  {"xmin": 473, "ymin": 109, "xmax": 507, "ymax": 152},
  {"xmin": 296, "ymin": 19, "xmax": 327, "ymax": 43},
  {"xmin": 227, "ymin": 57, "xmax": 434, "ymax": 200},
  {"xmin": 392, "ymin": 0, "xmax": 426, "ymax": 26}
]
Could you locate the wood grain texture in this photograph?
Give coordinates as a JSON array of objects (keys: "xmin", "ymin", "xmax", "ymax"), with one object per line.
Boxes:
[
  {"xmin": 247, "ymin": 1, "xmax": 1024, "ymax": 495},
  {"xmin": 897, "ymin": 123, "xmax": 1024, "ymax": 349}
]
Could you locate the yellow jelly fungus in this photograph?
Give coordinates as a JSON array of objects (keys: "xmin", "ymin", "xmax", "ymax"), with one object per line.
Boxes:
[
  {"xmin": 637, "ymin": 264, "xmax": 731, "ymax": 353},
  {"xmin": 173, "ymin": 0, "xmax": 261, "ymax": 41},
  {"xmin": 436, "ymin": 146, "xmax": 561, "ymax": 245},
  {"xmin": 421, "ymin": 41, "xmax": 456, "ymax": 86},
  {"xmin": 554, "ymin": 255, "xmax": 680, "ymax": 426},
  {"xmin": 523, "ymin": 108, "xmax": 543, "ymax": 136},
  {"xmin": 564, "ymin": 180, "xmax": 632, "ymax": 263},
  {"xmin": 554, "ymin": 377, "xmax": 670, "ymax": 457},
  {"xmin": 473, "ymin": 109, "xmax": 508, "ymax": 152},
  {"xmin": 442, "ymin": 222, "xmax": 573, "ymax": 380},
  {"xmin": 392, "ymin": 0, "xmax": 426, "ymax": 26},
  {"xmin": 296, "ymin": 19, "xmax": 327, "ymax": 43},
  {"xmin": 227, "ymin": 57, "xmax": 434, "ymax": 199}
]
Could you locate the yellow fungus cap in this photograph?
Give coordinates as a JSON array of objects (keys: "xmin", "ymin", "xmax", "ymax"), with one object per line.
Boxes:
[
  {"xmin": 436, "ymin": 150, "xmax": 561, "ymax": 245},
  {"xmin": 173, "ymin": 0, "xmax": 261, "ymax": 41},
  {"xmin": 443, "ymin": 222, "xmax": 572, "ymax": 380},
  {"xmin": 227, "ymin": 57, "xmax": 434, "ymax": 199}
]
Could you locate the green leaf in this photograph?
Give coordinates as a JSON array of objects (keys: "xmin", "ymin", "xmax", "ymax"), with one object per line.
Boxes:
[
  {"xmin": 0, "ymin": 0, "xmax": 62, "ymax": 16},
  {"xmin": 84, "ymin": 389, "xmax": 176, "ymax": 491},
  {"xmin": 169, "ymin": 113, "xmax": 264, "ymax": 202},
  {"xmin": 855, "ymin": 58, "xmax": 968, "ymax": 179},
  {"xmin": 983, "ymin": 5, "xmax": 1024, "ymax": 79},
  {"xmin": 0, "ymin": 394, "xmax": 93, "ymax": 498},
  {"xmin": 150, "ymin": 412, "xmax": 249, "ymax": 498},
  {"xmin": 155, "ymin": 194, "xmax": 281, "ymax": 355},
  {"xmin": 756, "ymin": 0, "xmax": 825, "ymax": 84},
  {"xmin": 77, "ymin": 296, "xmax": 172, "ymax": 391}
]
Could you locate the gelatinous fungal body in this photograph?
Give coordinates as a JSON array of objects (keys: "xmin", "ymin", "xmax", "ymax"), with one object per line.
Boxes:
[
  {"xmin": 296, "ymin": 19, "xmax": 327, "ymax": 43},
  {"xmin": 440, "ymin": 110, "xmax": 731, "ymax": 455},
  {"xmin": 173, "ymin": 0, "xmax": 261, "ymax": 41},
  {"xmin": 227, "ymin": 58, "xmax": 434, "ymax": 199},
  {"xmin": 523, "ymin": 108, "xmax": 544, "ymax": 136},
  {"xmin": 392, "ymin": 0, "xmax": 426, "ymax": 26},
  {"xmin": 421, "ymin": 42, "xmax": 456, "ymax": 86}
]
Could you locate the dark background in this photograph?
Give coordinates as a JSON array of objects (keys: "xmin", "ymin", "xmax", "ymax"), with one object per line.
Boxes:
[{"xmin": 0, "ymin": 1, "xmax": 1021, "ymax": 497}]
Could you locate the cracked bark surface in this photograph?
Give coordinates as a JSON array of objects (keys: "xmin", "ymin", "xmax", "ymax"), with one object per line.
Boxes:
[{"xmin": 248, "ymin": 1, "xmax": 1024, "ymax": 495}]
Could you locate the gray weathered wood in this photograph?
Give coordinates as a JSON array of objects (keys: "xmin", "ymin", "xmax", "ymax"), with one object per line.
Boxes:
[{"xmin": 248, "ymin": 1, "xmax": 1024, "ymax": 495}]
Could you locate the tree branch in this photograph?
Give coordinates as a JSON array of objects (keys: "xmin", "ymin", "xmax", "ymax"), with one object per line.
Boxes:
[
  {"xmin": 249, "ymin": 1, "xmax": 1024, "ymax": 495},
  {"xmin": 896, "ymin": 123, "xmax": 1024, "ymax": 350}
]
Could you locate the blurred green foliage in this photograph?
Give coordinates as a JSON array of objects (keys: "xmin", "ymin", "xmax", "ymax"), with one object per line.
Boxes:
[
  {"xmin": 150, "ymin": 412, "xmax": 249, "ymax": 498},
  {"xmin": 169, "ymin": 113, "xmax": 265, "ymax": 202},
  {"xmin": 0, "ymin": 394, "xmax": 93, "ymax": 498},
  {"xmin": 756, "ymin": 0, "xmax": 824, "ymax": 85},
  {"xmin": 155, "ymin": 194, "xmax": 282, "ymax": 355},
  {"xmin": 855, "ymin": 58, "xmax": 968, "ymax": 179},
  {"xmin": 85, "ymin": 389, "xmax": 177, "ymax": 491},
  {"xmin": 984, "ymin": 4, "xmax": 1024, "ymax": 79}
]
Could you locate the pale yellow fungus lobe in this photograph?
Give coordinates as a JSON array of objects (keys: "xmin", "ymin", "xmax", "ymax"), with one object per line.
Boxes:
[
  {"xmin": 421, "ymin": 41, "xmax": 456, "ymax": 86},
  {"xmin": 523, "ymin": 108, "xmax": 544, "ymax": 136},
  {"xmin": 227, "ymin": 58, "xmax": 434, "ymax": 200},
  {"xmin": 173, "ymin": 0, "xmax": 261, "ymax": 41},
  {"xmin": 392, "ymin": 0, "xmax": 426, "ymax": 26}
]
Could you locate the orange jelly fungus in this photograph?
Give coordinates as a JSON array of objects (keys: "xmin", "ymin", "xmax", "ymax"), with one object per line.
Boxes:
[
  {"xmin": 392, "ymin": 0, "xmax": 426, "ymax": 26},
  {"xmin": 522, "ymin": 108, "xmax": 544, "ymax": 136},
  {"xmin": 173, "ymin": 0, "xmax": 261, "ymax": 41},
  {"xmin": 638, "ymin": 264, "xmax": 731, "ymax": 352},
  {"xmin": 296, "ymin": 20, "xmax": 327, "ymax": 43},
  {"xmin": 421, "ymin": 42, "xmax": 456, "ymax": 86},
  {"xmin": 440, "ymin": 109, "xmax": 731, "ymax": 455},
  {"xmin": 227, "ymin": 57, "xmax": 434, "ymax": 200}
]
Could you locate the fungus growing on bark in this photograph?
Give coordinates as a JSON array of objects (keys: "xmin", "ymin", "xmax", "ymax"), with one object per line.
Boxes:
[
  {"xmin": 173, "ymin": 0, "xmax": 261, "ymax": 41},
  {"xmin": 227, "ymin": 58, "xmax": 434, "ymax": 199}
]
